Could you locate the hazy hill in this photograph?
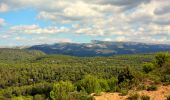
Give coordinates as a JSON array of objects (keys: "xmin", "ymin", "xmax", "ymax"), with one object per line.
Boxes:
[{"xmin": 28, "ymin": 40, "xmax": 170, "ymax": 56}]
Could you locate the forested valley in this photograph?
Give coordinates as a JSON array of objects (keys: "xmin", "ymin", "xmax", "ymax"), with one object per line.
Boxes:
[{"xmin": 0, "ymin": 48, "xmax": 170, "ymax": 100}]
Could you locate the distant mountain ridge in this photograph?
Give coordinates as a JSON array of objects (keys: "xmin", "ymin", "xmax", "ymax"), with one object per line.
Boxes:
[{"xmin": 27, "ymin": 40, "xmax": 170, "ymax": 56}]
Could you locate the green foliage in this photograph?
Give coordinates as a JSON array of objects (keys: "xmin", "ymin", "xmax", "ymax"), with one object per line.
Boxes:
[
  {"xmin": 76, "ymin": 75, "xmax": 101, "ymax": 94},
  {"xmin": 33, "ymin": 94, "xmax": 45, "ymax": 100},
  {"xmin": 155, "ymin": 52, "xmax": 170, "ymax": 67},
  {"xmin": 147, "ymin": 74, "xmax": 161, "ymax": 83},
  {"xmin": 0, "ymin": 53, "xmax": 153, "ymax": 89},
  {"xmin": 68, "ymin": 91, "xmax": 94, "ymax": 100},
  {"xmin": 0, "ymin": 82, "xmax": 52, "ymax": 99},
  {"xmin": 162, "ymin": 62, "xmax": 170, "ymax": 74},
  {"xmin": 50, "ymin": 81, "xmax": 75, "ymax": 100},
  {"xmin": 118, "ymin": 67, "xmax": 138, "ymax": 90},
  {"xmin": 147, "ymin": 85, "xmax": 157, "ymax": 91},
  {"xmin": 98, "ymin": 79, "xmax": 110, "ymax": 92},
  {"xmin": 127, "ymin": 93, "xmax": 140, "ymax": 100},
  {"xmin": 0, "ymin": 48, "xmax": 45, "ymax": 63},
  {"xmin": 164, "ymin": 75, "xmax": 170, "ymax": 83},
  {"xmin": 137, "ymin": 84, "xmax": 147, "ymax": 90},
  {"xmin": 0, "ymin": 95, "xmax": 6, "ymax": 100},
  {"xmin": 120, "ymin": 89, "xmax": 128, "ymax": 96},
  {"xmin": 107, "ymin": 77, "xmax": 118, "ymax": 92},
  {"xmin": 11, "ymin": 96, "xmax": 33, "ymax": 100},
  {"xmin": 142, "ymin": 63, "xmax": 154, "ymax": 73},
  {"xmin": 118, "ymin": 67, "xmax": 134, "ymax": 84},
  {"xmin": 141, "ymin": 95, "xmax": 150, "ymax": 100},
  {"xmin": 0, "ymin": 51, "xmax": 164, "ymax": 99}
]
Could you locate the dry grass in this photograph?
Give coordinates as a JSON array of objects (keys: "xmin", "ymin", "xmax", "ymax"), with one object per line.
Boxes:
[{"xmin": 93, "ymin": 85, "xmax": 170, "ymax": 100}]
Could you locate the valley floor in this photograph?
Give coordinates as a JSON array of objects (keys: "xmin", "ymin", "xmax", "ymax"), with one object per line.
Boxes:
[{"xmin": 94, "ymin": 85, "xmax": 170, "ymax": 100}]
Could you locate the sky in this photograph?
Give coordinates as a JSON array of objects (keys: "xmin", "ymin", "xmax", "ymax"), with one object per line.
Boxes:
[{"xmin": 0, "ymin": 0, "xmax": 170, "ymax": 46}]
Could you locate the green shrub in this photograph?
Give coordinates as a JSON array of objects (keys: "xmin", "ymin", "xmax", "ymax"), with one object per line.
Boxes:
[
  {"xmin": 119, "ymin": 79, "xmax": 132, "ymax": 90},
  {"xmin": 76, "ymin": 75, "xmax": 101, "ymax": 94},
  {"xmin": 11, "ymin": 96, "xmax": 33, "ymax": 100},
  {"xmin": 147, "ymin": 74, "xmax": 161, "ymax": 83},
  {"xmin": 120, "ymin": 89, "xmax": 128, "ymax": 96},
  {"xmin": 162, "ymin": 62, "xmax": 170, "ymax": 74},
  {"xmin": 79, "ymin": 96, "xmax": 95, "ymax": 100},
  {"xmin": 50, "ymin": 81, "xmax": 75, "ymax": 100},
  {"xmin": 147, "ymin": 85, "xmax": 157, "ymax": 91},
  {"xmin": 68, "ymin": 91, "xmax": 95, "ymax": 100},
  {"xmin": 107, "ymin": 77, "xmax": 118, "ymax": 92},
  {"xmin": 118, "ymin": 67, "xmax": 134, "ymax": 84},
  {"xmin": 33, "ymin": 94, "xmax": 45, "ymax": 100},
  {"xmin": 155, "ymin": 52, "xmax": 170, "ymax": 67},
  {"xmin": 118, "ymin": 67, "xmax": 138, "ymax": 90},
  {"xmin": 99, "ymin": 79, "xmax": 110, "ymax": 92},
  {"xmin": 164, "ymin": 75, "xmax": 170, "ymax": 83},
  {"xmin": 141, "ymin": 95, "xmax": 150, "ymax": 100},
  {"xmin": 142, "ymin": 63, "xmax": 154, "ymax": 73},
  {"xmin": 127, "ymin": 93, "xmax": 139, "ymax": 100},
  {"xmin": 137, "ymin": 84, "xmax": 147, "ymax": 90},
  {"xmin": 0, "ymin": 95, "xmax": 6, "ymax": 100}
]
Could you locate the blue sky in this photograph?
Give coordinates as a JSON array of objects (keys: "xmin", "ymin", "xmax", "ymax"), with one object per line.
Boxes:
[{"xmin": 0, "ymin": 0, "xmax": 170, "ymax": 46}]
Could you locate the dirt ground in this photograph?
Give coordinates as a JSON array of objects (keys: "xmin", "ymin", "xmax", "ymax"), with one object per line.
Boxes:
[{"xmin": 94, "ymin": 85, "xmax": 170, "ymax": 100}]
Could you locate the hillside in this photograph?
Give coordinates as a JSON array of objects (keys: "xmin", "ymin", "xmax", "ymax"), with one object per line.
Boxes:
[
  {"xmin": 28, "ymin": 40, "xmax": 170, "ymax": 56},
  {"xmin": 0, "ymin": 50, "xmax": 170, "ymax": 100},
  {"xmin": 0, "ymin": 48, "xmax": 45, "ymax": 63}
]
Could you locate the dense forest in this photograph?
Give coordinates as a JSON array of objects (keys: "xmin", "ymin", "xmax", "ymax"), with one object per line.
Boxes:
[{"xmin": 0, "ymin": 48, "xmax": 170, "ymax": 100}]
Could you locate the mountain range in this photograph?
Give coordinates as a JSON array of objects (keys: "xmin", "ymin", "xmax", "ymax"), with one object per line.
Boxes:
[{"xmin": 26, "ymin": 40, "xmax": 170, "ymax": 56}]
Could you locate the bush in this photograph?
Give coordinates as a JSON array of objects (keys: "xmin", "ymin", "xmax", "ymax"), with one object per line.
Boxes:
[
  {"xmin": 162, "ymin": 62, "xmax": 170, "ymax": 74},
  {"xmin": 155, "ymin": 52, "xmax": 170, "ymax": 67},
  {"xmin": 98, "ymin": 79, "xmax": 110, "ymax": 92},
  {"xmin": 137, "ymin": 84, "xmax": 147, "ymax": 90},
  {"xmin": 50, "ymin": 81, "xmax": 75, "ymax": 100},
  {"xmin": 147, "ymin": 85, "xmax": 157, "ymax": 91},
  {"xmin": 76, "ymin": 75, "xmax": 101, "ymax": 94},
  {"xmin": 11, "ymin": 96, "xmax": 33, "ymax": 100},
  {"xmin": 127, "ymin": 93, "xmax": 139, "ymax": 100},
  {"xmin": 118, "ymin": 67, "xmax": 134, "ymax": 84},
  {"xmin": 33, "ymin": 94, "xmax": 45, "ymax": 100},
  {"xmin": 147, "ymin": 74, "xmax": 161, "ymax": 83},
  {"xmin": 68, "ymin": 91, "xmax": 95, "ymax": 100},
  {"xmin": 0, "ymin": 95, "xmax": 6, "ymax": 100},
  {"xmin": 141, "ymin": 95, "xmax": 150, "ymax": 100},
  {"xmin": 164, "ymin": 75, "xmax": 170, "ymax": 83},
  {"xmin": 79, "ymin": 96, "xmax": 94, "ymax": 100},
  {"xmin": 142, "ymin": 63, "xmax": 154, "ymax": 73},
  {"xmin": 119, "ymin": 79, "xmax": 132, "ymax": 90},
  {"xmin": 107, "ymin": 77, "xmax": 118, "ymax": 92},
  {"xmin": 118, "ymin": 67, "xmax": 137, "ymax": 90},
  {"xmin": 120, "ymin": 89, "xmax": 128, "ymax": 96}
]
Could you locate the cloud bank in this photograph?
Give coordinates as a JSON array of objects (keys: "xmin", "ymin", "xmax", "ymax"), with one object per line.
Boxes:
[{"xmin": 0, "ymin": 0, "xmax": 170, "ymax": 45}]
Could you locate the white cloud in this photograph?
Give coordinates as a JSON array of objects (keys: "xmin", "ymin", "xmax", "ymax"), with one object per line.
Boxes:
[
  {"xmin": 63, "ymin": 2, "xmax": 101, "ymax": 17},
  {"xmin": 14, "ymin": 36, "xmax": 72, "ymax": 45},
  {"xmin": 0, "ymin": 3, "xmax": 9, "ymax": 12},
  {"xmin": 10, "ymin": 25, "xmax": 70, "ymax": 34},
  {"xmin": 0, "ymin": 18, "xmax": 5, "ymax": 27},
  {"xmin": 0, "ymin": 0, "xmax": 170, "ymax": 44},
  {"xmin": 37, "ymin": 1, "xmax": 113, "ymax": 23},
  {"xmin": 0, "ymin": 34, "xmax": 10, "ymax": 39},
  {"xmin": 103, "ymin": 38, "xmax": 112, "ymax": 41}
]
